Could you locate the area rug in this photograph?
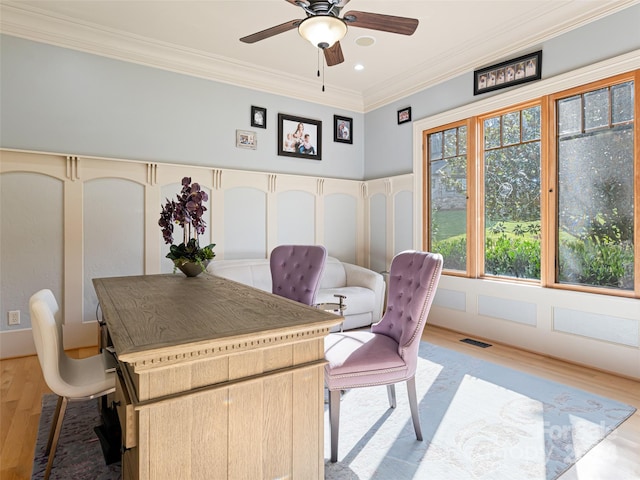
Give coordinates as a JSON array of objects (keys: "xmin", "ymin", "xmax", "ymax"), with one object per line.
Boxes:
[
  {"xmin": 31, "ymin": 396, "xmax": 121, "ymax": 480},
  {"xmin": 32, "ymin": 342, "xmax": 635, "ymax": 480},
  {"xmin": 324, "ymin": 342, "xmax": 636, "ymax": 480}
]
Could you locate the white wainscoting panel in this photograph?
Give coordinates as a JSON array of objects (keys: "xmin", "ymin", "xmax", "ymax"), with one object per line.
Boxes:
[
  {"xmin": 369, "ymin": 193, "xmax": 387, "ymax": 274},
  {"xmin": 394, "ymin": 190, "xmax": 413, "ymax": 255},
  {"xmin": 2, "ymin": 149, "xmax": 639, "ymax": 380},
  {"xmin": 478, "ymin": 295, "xmax": 538, "ymax": 327},
  {"xmin": 324, "ymin": 193, "xmax": 358, "ymax": 264},
  {"xmin": 0, "ymin": 171, "xmax": 64, "ymax": 331},
  {"xmin": 277, "ymin": 190, "xmax": 315, "ymax": 246},
  {"xmin": 84, "ymin": 178, "xmax": 144, "ymax": 320},
  {"xmin": 554, "ymin": 307, "xmax": 640, "ymax": 347},
  {"xmin": 433, "ymin": 288, "xmax": 467, "ymax": 312},
  {"xmin": 224, "ymin": 186, "xmax": 267, "ymax": 260}
]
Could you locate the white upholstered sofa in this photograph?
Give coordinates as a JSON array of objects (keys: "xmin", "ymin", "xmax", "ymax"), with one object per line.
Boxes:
[{"xmin": 206, "ymin": 256, "xmax": 385, "ymax": 331}]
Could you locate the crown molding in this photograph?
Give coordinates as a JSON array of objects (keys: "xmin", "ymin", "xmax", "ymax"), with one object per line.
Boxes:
[
  {"xmin": 364, "ymin": 0, "xmax": 640, "ymax": 111},
  {"xmin": 0, "ymin": 3, "xmax": 364, "ymax": 112},
  {"xmin": 1, "ymin": 1, "xmax": 638, "ymax": 113}
]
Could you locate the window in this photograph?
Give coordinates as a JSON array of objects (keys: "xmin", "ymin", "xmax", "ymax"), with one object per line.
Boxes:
[
  {"xmin": 482, "ymin": 105, "xmax": 541, "ymax": 279},
  {"xmin": 421, "ymin": 70, "xmax": 638, "ymax": 298},
  {"xmin": 426, "ymin": 124, "xmax": 469, "ymax": 272},
  {"xmin": 554, "ymin": 80, "xmax": 635, "ymax": 291}
]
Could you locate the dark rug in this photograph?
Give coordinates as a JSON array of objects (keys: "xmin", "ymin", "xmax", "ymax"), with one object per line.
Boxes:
[{"xmin": 31, "ymin": 396, "xmax": 121, "ymax": 480}]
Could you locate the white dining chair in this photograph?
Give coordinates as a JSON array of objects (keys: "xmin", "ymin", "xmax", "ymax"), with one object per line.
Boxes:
[{"xmin": 30, "ymin": 289, "xmax": 116, "ymax": 480}]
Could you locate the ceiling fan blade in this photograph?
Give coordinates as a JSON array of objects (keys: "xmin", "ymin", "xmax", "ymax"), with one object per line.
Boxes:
[
  {"xmin": 284, "ymin": 0, "xmax": 309, "ymax": 6},
  {"xmin": 343, "ymin": 10, "xmax": 419, "ymax": 35},
  {"xmin": 324, "ymin": 42, "xmax": 344, "ymax": 66},
  {"xmin": 240, "ymin": 19, "xmax": 301, "ymax": 44}
]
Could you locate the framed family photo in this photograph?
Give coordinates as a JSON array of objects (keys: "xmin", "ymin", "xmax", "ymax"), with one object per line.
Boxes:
[
  {"xmin": 251, "ymin": 106, "xmax": 267, "ymax": 129},
  {"xmin": 397, "ymin": 107, "xmax": 412, "ymax": 125},
  {"xmin": 474, "ymin": 50, "xmax": 542, "ymax": 95},
  {"xmin": 277, "ymin": 113, "xmax": 322, "ymax": 160},
  {"xmin": 236, "ymin": 130, "xmax": 257, "ymax": 150},
  {"xmin": 333, "ymin": 115, "xmax": 353, "ymax": 144}
]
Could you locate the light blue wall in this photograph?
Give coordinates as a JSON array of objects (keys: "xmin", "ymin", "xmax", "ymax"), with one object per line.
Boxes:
[
  {"xmin": 364, "ymin": 3, "xmax": 640, "ymax": 179},
  {"xmin": 0, "ymin": 35, "xmax": 365, "ymax": 180},
  {"xmin": 2, "ymin": 5, "xmax": 638, "ymax": 181}
]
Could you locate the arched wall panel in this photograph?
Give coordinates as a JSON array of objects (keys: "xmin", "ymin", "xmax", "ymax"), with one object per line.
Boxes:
[
  {"xmin": 324, "ymin": 193, "xmax": 357, "ymax": 263},
  {"xmin": 277, "ymin": 190, "xmax": 315, "ymax": 246},
  {"xmin": 224, "ymin": 187, "xmax": 267, "ymax": 260},
  {"xmin": 0, "ymin": 171, "xmax": 63, "ymax": 330},
  {"xmin": 84, "ymin": 178, "xmax": 144, "ymax": 320}
]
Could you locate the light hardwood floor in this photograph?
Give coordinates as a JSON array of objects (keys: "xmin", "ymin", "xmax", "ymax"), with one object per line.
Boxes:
[{"xmin": 1, "ymin": 326, "xmax": 638, "ymax": 480}]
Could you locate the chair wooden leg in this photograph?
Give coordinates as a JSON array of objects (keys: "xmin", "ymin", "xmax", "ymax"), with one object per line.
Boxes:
[
  {"xmin": 44, "ymin": 396, "xmax": 68, "ymax": 480},
  {"xmin": 407, "ymin": 377, "xmax": 423, "ymax": 441},
  {"xmin": 329, "ymin": 389, "xmax": 341, "ymax": 463},
  {"xmin": 386, "ymin": 384, "xmax": 397, "ymax": 408}
]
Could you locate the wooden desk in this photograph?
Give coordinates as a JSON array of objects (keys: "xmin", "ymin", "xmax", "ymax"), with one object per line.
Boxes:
[{"xmin": 93, "ymin": 273, "xmax": 342, "ymax": 480}]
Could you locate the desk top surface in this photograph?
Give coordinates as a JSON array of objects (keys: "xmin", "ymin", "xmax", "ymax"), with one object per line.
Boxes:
[{"xmin": 93, "ymin": 273, "xmax": 341, "ymax": 363}]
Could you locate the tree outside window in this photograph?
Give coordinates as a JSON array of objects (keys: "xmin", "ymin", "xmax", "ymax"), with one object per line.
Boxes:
[
  {"xmin": 556, "ymin": 81, "xmax": 634, "ymax": 290},
  {"xmin": 483, "ymin": 105, "xmax": 541, "ymax": 279},
  {"xmin": 427, "ymin": 125, "xmax": 468, "ymax": 271}
]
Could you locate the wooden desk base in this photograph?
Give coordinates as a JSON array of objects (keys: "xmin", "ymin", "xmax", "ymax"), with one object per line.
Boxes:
[
  {"xmin": 122, "ymin": 344, "xmax": 326, "ymax": 479},
  {"xmin": 94, "ymin": 274, "xmax": 340, "ymax": 480}
]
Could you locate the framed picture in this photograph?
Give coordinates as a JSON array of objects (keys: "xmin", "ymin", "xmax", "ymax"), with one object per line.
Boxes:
[
  {"xmin": 277, "ymin": 113, "xmax": 322, "ymax": 160},
  {"xmin": 236, "ymin": 130, "xmax": 257, "ymax": 150},
  {"xmin": 333, "ymin": 115, "xmax": 353, "ymax": 144},
  {"xmin": 474, "ymin": 50, "xmax": 542, "ymax": 95},
  {"xmin": 251, "ymin": 106, "xmax": 266, "ymax": 129},
  {"xmin": 397, "ymin": 107, "xmax": 412, "ymax": 125}
]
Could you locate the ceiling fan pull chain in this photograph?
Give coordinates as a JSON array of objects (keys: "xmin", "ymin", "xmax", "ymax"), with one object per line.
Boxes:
[{"xmin": 316, "ymin": 48, "xmax": 325, "ymax": 92}]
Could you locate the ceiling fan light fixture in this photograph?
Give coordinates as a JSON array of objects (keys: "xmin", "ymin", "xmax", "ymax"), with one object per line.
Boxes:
[{"xmin": 298, "ymin": 15, "xmax": 347, "ymax": 49}]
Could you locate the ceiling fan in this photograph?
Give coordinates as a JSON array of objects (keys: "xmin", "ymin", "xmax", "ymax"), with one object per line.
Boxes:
[{"xmin": 240, "ymin": 0, "xmax": 419, "ymax": 67}]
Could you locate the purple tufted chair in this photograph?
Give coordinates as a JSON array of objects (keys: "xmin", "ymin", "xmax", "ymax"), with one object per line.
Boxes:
[
  {"xmin": 269, "ymin": 244, "xmax": 327, "ymax": 306},
  {"xmin": 324, "ymin": 250, "xmax": 443, "ymax": 462}
]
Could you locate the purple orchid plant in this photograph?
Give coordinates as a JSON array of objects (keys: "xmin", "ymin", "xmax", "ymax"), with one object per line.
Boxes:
[{"xmin": 159, "ymin": 177, "xmax": 215, "ymax": 271}]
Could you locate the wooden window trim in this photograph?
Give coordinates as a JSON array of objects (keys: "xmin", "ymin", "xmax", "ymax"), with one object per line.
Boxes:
[
  {"xmin": 422, "ymin": 119, "xmax": 474, "ymax": 276},
  {"xmin": 548, "ymin": 71, "xmax": 638, "ymax": 298},
  {"xmin": 477, "ymin": 99, "xmax": 543, "ymax": 280},
  {"xmin": 420, "ymin": 68, "xmax": 638, "ymax": 299}
]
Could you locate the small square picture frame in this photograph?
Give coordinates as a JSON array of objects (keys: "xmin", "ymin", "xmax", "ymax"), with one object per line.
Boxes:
[
  {"xmin": 397, "ymin": 107, "xmax": 412, "ymax": 125},
  {"xmin": 333, "ymin": 115, "xmax": 353, "ymax": 144},
  {"xmin": 236, "ymin": 130, "xmax": 257, "ymax": 150},
  {"xmin": 251, "ymin": 106, "xmax": 267, "ymax": 129}
]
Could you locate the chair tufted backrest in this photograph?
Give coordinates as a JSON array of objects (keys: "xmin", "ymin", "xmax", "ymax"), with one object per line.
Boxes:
[
  {"xmin": 270, "ymin": 245, "xmax": 327, "ymax": 305},
  {"xmin": 372, "ymin": 251, "xmax": 443, "ymax": 374}
]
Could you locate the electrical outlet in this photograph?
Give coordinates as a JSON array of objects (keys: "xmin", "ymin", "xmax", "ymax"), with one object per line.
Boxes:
[{"xmin": 8, "ymin": 310, "xmax": 20, "ymax": 326}]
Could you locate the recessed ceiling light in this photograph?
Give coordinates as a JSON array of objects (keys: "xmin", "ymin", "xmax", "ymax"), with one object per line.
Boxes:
[
  {"xmin": 354, "ymin": 64, "xmax": 365, "ymax": 71},
  {"xmin": 355, "ymin": 36, "xmax": 376, "ymax": 47}
]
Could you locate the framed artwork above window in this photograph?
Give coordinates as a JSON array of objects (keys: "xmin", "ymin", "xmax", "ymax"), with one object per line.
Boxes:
[{"xmin": 474, "ymin": 51, "xmax": 542, "ymax": 95}]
